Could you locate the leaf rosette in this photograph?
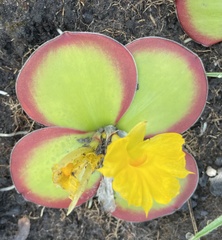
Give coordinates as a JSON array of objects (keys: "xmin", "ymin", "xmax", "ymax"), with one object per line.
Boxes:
[{"xmin": 11, "ymin": 32, "xmax": 207, "ymax": 222}]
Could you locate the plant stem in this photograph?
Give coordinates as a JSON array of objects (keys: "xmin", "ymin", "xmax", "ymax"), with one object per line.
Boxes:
[{"xmin": 206, "ymin": 72, "xmax": 222, "ymax": 78}]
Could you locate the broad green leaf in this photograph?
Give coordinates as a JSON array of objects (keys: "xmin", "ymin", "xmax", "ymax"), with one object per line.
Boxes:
[
  {"xmin": 117, "ymin": 37, "xmax": 207, "ymax": 136},
  {"xmin": 16, "ymin": 32, "xmax": 137, "ymax": 131},
  {"xmin": 10, "ymin": 127, "xmax": 101, "ymax": 208},
  {"xmin": 176, "ymin": 0, "xmax": 222, "ymax": 46}
]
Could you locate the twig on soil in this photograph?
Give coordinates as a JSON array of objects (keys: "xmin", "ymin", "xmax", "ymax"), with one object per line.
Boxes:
[
  {"xmin": 3, "ymin": 97, "xmax": 35, "ymax": 132},
  {"xmin": 59, "ymin": 209, "xmax": 66, "ymax": 221},
  {"xmin": 22, "ymin": 46, "xmax": 39, "ymax": 65},
  {"xmin": 114, "ymin": 219, "xmax": 121, "ymax": 238},
  {"xmin": 14, "ymin": 216, "xmax": 30, "ymax": 240},
  {"xmin": 105, "ymin": 219, "xmax": 121, "ymax": 240},
  {"xmin": 40, "ymin": 206, "xmax": 45, "ymax": 217},
  {"xmin": 149, "ymin": 14, "xmax": 157, "ymax": 26},
  {"xmin": 188, "ymin": 199, "xmax": 198, "ymax": 235},
  {"xmin": 87, "ymin": 198, "xmax": 93, "ymax": 208},
  {"xmin": 28, "ymin": 212, "xmax": 40, "ymax": 220},
  {"xmin": 0, "ymin": 90, "xmax": 9, "ymax": 96},
  {"xmin": 0, "ymin": 131, "xmax": 29, "ymax": 137},
  {"xmin": 157, "ymin": 230, "xmax": 160, "ymax": 240},
  {"xmin": 199, "ymin": 122, "xmax": 207, "ymax": 137},
  {"xmin": 184, "ymin": 143, "xmax": 197, "ymax": 157},
  {"xmin": 0, "ymin": 185, "xmax": 15, "ymax": 192},
  {"xmin": 184, "ymin": 38, "xmax": 192, "ymax": 44},
  {"xmin": 28, "ymin": 206, "xmax": 46, "ymax": 220},
  {"xmin": 57, "ymin": 28, "xmax": 63, "ymax": 35}
]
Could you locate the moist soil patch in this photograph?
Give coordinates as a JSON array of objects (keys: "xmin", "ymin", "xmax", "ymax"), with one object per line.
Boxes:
[{"xmin": 0, "ymin": 0, "xmax": 222, "ymax": 239}]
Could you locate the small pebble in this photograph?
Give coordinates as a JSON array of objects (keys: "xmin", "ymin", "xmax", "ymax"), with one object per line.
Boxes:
[
  {"xmin": 200, "ymin": 210, "xmax": 208, "ymax": 216},
  {"xmin": 206, "ymin": 166, "xmax": 217, "ymax": 177},
  {"xmin": 215, "ymin": 157, "xmax": 222, "ymax": 167},
  {"xmin": 192, "ymin": 193, "xmax": 199, "ymax": 200},
  {"xmin": 209, "ymin": 168, "xmax": 222, "ymax": 196},
  {"xmin": 195, "ymin": 209, "xmax": 209, "ymax": 220},
  {"xmin": 200, "ymin": 196, "xmax": 207, "ymax": 201},
  {"xmin": 185, "ymin": 232, "xmax": 194, "ymax": 240}
]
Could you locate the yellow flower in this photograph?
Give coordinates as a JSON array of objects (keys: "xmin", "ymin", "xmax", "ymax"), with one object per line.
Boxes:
[
  {"xmin": 98, "ymin": 122, "xmax": 192, "ymax": 216},
  {"xmin": 52, "ymin": 139, "xmax": 103, "ymax": 215}
]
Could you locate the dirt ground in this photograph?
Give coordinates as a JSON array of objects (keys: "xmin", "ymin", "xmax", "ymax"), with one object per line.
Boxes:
[{"xmin": 0, "ymin": 0, "xmax": 222, "ymax": 239}]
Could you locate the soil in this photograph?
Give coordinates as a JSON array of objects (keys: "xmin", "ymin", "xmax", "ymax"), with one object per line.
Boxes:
[{"xmin": 0, "ymin": 0, "xmax": 222, "ymax": 239}]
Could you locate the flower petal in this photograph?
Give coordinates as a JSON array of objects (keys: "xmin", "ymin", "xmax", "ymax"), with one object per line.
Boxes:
[
  {"xmin": 141, "ymin": 168, "xmax": 181, "ymax": 204},
  {"xmin": 98, "ymin": 138, "xmax": 128, "ymax": 176},
  {"xmin": 126, "ymin": 121, "xmax": 146, "ymax": 147},
  {"xmin": 111, "ymin": 151, "xmax": 198, "ymax": 222},
  {"xmin": 99, "ymin": 122, "xmax": 194, "ymax": 219},
  {"xmin": 143, "ymin": 133, "xmax": 191, "ymax": 178},
  {"xmin": 144, "ymin": 133, "xmax": 185, "ymax": 163},
  {"xmin": 112, "ymin": 167, "xmax": 153, "ymax": 215}
]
